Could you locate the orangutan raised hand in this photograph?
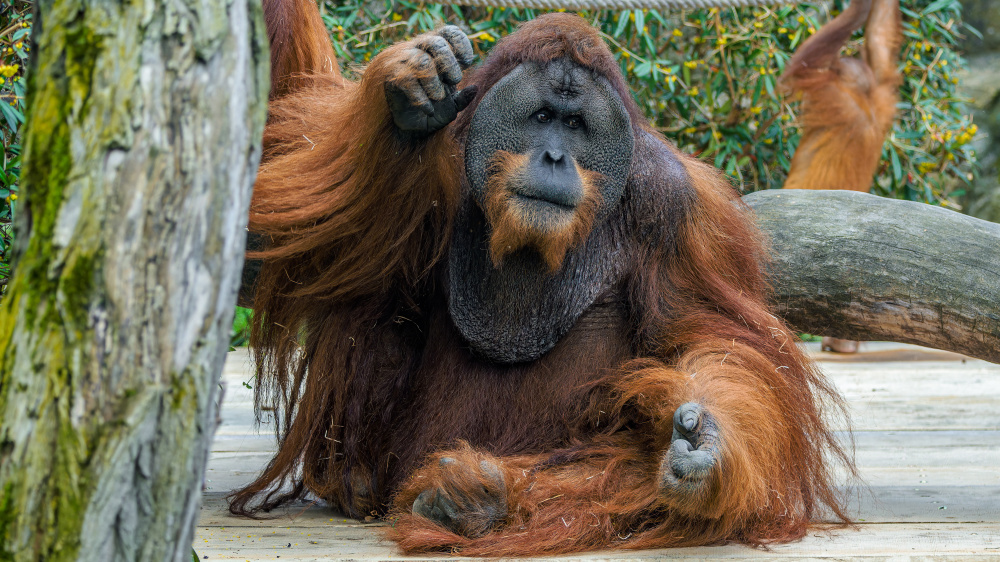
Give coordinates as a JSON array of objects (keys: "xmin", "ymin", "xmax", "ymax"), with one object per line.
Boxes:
[{"xmin": 383, "ymin": 26, "xmax": 478, "ymax": 136}]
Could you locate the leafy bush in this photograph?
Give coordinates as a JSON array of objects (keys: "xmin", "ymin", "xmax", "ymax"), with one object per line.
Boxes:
[
  {"xmin": 321, "ymin": 0, "xmax": 977, "ymax": 201},
  {"xmin": 0, "ymin": 1, "xmax": 30, "ymax": 293},
  {"xmin": 231, "ymin": 306, "xmax": 253, "ymax": 348}
]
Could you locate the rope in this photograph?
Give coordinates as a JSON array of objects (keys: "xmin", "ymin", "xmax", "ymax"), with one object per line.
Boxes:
[{"xmin": 451, "ymin": 0, "xmax": 802, "ymax": 10}]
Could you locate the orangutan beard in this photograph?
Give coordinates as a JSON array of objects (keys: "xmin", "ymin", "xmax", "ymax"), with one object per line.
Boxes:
[{"xmin": 483, "ymin": 150, "xmax": 603, "ymax": 273}]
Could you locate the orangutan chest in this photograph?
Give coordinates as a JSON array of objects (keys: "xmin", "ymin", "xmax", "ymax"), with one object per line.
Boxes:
[{"xmin": 396, "ymin": 299, "xmax": 633, "ymax": 456}]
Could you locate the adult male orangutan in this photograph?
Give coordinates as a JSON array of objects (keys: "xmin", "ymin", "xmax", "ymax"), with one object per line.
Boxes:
[{"xmin": 232, "ymin": 5, "xmax": 854, "ymax": 556}]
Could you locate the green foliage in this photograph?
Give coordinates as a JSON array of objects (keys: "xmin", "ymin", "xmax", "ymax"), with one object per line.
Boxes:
[
  {"xmin": 231, "ymin": 305, "xmax": 253, "ymax": 347},
  {"xmin": 0, "ymin": 1, "xmax": 30, "ymax": 293},
  {"xmin": 320, "ymin": 0, "xmax": 976, "ymax": 202}
]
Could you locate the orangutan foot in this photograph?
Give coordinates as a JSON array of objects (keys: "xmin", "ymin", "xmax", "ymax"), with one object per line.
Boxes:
[
  {"xmin": 821, "ymin": 337, "xmax": 860, "ymax": 353},
  {"xmin": 411, "ymin": 457, "xmax": 507, "ymax": 538},
  {"xmin": 659, "ymin": 402, "xmax": 721, "ymax": 495}
]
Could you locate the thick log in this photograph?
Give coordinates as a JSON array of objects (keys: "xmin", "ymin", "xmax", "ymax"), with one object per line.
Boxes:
[
  {"xmin": 746, "ymin": 189, "xmax": 1000, "ymax": 364},
  {"xmin": 0, "ymin": 0, "xmax": 268, "ymax": 559}
]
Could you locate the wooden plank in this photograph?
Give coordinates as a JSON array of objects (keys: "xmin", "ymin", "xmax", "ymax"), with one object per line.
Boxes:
[
  {"xmin": 197, "ymin": 349, "xmax": 1000, "ymax": 560},
  {"xmin": 199, "ymin": 480, "xmax": 1000, "ymax": 529},
  {"xmin": 192, "ymin": 522, "xmax": 1000, "ymax": 560},
  {"xmin": 824, "ymin": 360, "xmax": 1000, "ymax": 431}
]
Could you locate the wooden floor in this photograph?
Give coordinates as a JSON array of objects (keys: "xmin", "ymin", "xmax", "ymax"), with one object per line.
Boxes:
[{"xmin": 195, "ymin": 344, "xmax": 1000, "ymax": 561}]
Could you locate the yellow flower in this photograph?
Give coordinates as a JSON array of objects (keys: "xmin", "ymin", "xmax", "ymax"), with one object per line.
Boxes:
[
  {"xmin": 716, "ymin": 37, "xmax": 727, "ymax": 46},
  {"xmin": 481, "ymin": 32, "xmax": 495, "ymax": 42},
  {"xmin": 914, "ymin": 53, "xmax": 921, "ymax": 61},
  {"xmin": 751, "ymin": 106, "xmax": 763, "ymax": 115},
  {"xmin": 687, "ymin": 87, "xmax": 700, "ymax": 96},
  {"xmin": 622, "ymin": 51, "xmax": 630, "ymax": 59},
  {"xmin": 943, "ymin": 131, "xmax": 953, "ymax": 141},
  {"xmin": 969, "ymin": 124, "xmax": 979, "ymax": 135},
  {"xmin": 712, "ymin": 131, "xmax": 722, "ymax": 140},
  {"xmin": 808, "ymin": 26, "xmax": 816, "ymax": 34},
  {"xmin": 693, "ymin": 36, "xmax": 705, "ymax": 44},
  {"xmin": 684, "ymin": 60, "xmax": 698, "ymax": 69},
  {"xmin": 9, "ymin": 193, "xmax": 16, "ymax": 201},
  {"xmin": 642, "ymin": 26, "xmax": 648, "ymax": 34},
  {"xmin": 14, "ymin": 42, "xmax": 21, "ymax": 49},
  {"xmin": 764, "ymin": 138, "xmax": 774, "ymax": 145},
  {"xmin": 778, "ymin": 27, "xmax": 787, "ymax": 33},
  {"xmin": 918, "ymin": 162, "xmax": 936, "ymax": 173},
  {"xmin": 753, "ymin": 22, "xmax": 763, "ymax": 29},
  {"xmin": 684, "ymin": 126, "xmax": 697, "ymax": 134},
  {"xmin": 796, "ymin": 16, "xmax": 805, "ymax": 23},
  {"xmin": 672, "ymin": 28, "xmax": 683, "ymax": 37},
  {"xmin": 391, "ymin": 13, "xmax": 402, "ymax": 21},
  {"xmin": 940, "ymin": 59, "xmax": 948, "ymax": 66}
]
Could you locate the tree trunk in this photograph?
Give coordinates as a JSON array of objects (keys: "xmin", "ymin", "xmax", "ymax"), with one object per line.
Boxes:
[
  {"xmin": 746, "ymin": 189, "xmax": 1000, "ymax": 364},
  {"xmin": 0, "ymin": 0, "xmax": 268, "ymax": 558}
]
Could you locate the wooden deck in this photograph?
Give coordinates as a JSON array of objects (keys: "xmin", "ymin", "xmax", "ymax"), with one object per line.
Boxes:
[{"xmin": 195, "ymin": 344, "xmax": 1000, "ymax": 561}]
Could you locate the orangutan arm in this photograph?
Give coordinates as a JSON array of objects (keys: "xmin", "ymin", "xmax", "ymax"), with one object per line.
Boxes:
[
  {"xmin": 246, "ymin": 28, "xmax": 478, "ymax": 304},
  {"xmin": 263, "ymin": 0, "xmax": 342, "ymax": 99},
  {"xmin": 780, "ymin": 0, "xmax": 900, "ymax": 191}
]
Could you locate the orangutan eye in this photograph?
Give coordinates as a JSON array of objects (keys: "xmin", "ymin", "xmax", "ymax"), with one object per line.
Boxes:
[
  {"xmin": 564, "ymin": 115, "xmax": 584, "ymax": 129},
  {"xmin": 534, "ymin": 110, "xmax": 552, "ymax": 124}
]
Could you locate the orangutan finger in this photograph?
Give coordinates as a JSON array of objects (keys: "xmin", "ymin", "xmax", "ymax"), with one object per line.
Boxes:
[
  {"xmin": 438, "ymin": 25, "xmax": 475, "ymax": 68},
  {"xmin": 416, "ymin": 34, "xmax": 464, "ymax": 86}
]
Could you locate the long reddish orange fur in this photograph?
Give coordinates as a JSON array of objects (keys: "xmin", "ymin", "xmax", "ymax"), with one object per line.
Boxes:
[
  {"xmin": 232, "ymin": 7, "xmax": 856, "ymax": 557},
  {"xmin": 263, "ymin": 0, "xmax": 342, "ymax": 99},
  {"xmin": 386, "ymin": 149, "xmax": 853, "ymax": 556},
  {"xmin": 781, "ymin": 0, "xmax": 902, "ymax": 191}
]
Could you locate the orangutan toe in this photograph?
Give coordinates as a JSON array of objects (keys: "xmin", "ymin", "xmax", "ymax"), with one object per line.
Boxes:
[
  {"xmin": 660, "ymin": 402, "xmax": 721, "ymax": 495},
  {"xmin": 411, "ymin": 457, "xmax": 507, "ymax": 538}
]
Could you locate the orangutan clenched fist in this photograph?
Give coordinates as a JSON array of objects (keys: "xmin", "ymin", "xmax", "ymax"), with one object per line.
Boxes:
[{"xmin": 384, "ymin": 26, "xmax": 478, "ymax": 136}]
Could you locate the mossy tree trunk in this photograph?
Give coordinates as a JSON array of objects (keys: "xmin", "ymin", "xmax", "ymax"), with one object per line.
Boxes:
[
  {"xmin": 0, "ymin": 0, "xmax": 268, "ymax": 557},
  {"xmin": 747, "ymin": 190, "xmax": 1000, "ymax": 364}
]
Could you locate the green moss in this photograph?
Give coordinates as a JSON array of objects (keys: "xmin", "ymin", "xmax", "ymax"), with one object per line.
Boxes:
[
  {"xmin": 60, "ymin": 251, "xmax": 100, "ymax": 328},
  {"xmin": 0, "ymin": 480, "xmax": 17, "ymax": 561},
  {"xmin": 171, "ymin": 372, "xmax": 192, "ymax": 412},
  {"xmin": 48, "ymin": 404, "xmax": 86, "ymax": 561}
]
